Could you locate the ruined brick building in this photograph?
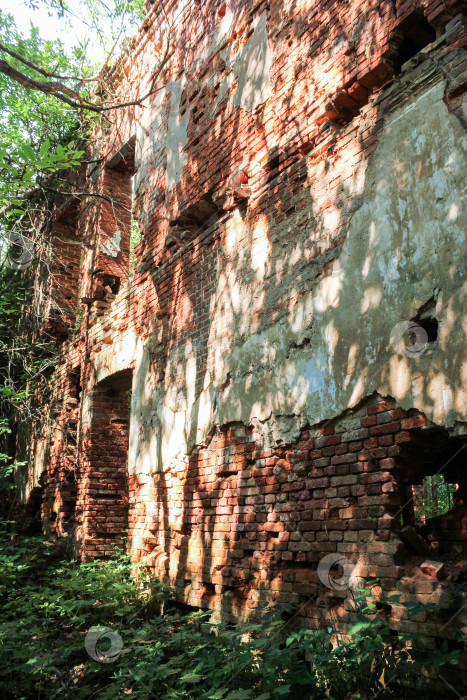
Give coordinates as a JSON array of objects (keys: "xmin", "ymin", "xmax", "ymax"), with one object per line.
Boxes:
[{"xmin": 13, "ymin": 0, "xmax": 467, "ymax": 684}]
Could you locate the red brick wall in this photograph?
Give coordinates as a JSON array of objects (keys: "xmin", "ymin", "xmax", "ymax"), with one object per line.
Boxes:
[
  {"xmin": 19, "ymin": 0, "xmax": 467, "ymax": 683},
  {"xmin": 126, "ymin": 394, "xmax": 466, "ymax": 653},
  {"xmin": 75, "ymin": 384, "xmax": 130, "ymax": 560}
]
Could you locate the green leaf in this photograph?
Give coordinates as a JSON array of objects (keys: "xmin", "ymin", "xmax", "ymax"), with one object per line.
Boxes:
[
  {"xmin": 39, "ymin": 140, "xmax": 50, "ymax": 158},
  {"xmin": 180, "ymin": 673, "xmax": 202, "ymax": 683},
  {"xmin": 19, "ymin": 144, "xmax": 36, "ymax": 161}
]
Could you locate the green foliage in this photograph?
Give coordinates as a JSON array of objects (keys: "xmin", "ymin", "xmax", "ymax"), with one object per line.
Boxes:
[
  {"xmin": 0, "ymin": 530, "xmax": 462, "ymax": 699},
  {"xmin": 0, "ymin": 13, "xmax": 90, "ymax": 450},
  {"xmin": 0, "ymin": 16, "xmax": 87, "ymax": 420},
  {"xmin": 415, "ymin": 475, "xmax": 457, "ymax": 522},
  {"xmin": 0, "ymin": 415, "xmax": 27, "ymax": 480},
  {"xmin": 0, "ymin": 12, "xmax": 87, "ymax": 214},
  {"xmin": 0, "ymin": 0, "xmax": 147, "ymax": 414},
  {"xmin": 129, "ymin": 214, "xmax": 141, "ymax": 276},
  {"xmin": 0, "ymin": 253, "xmax": 57, "ymax": 422},
  {"xmin": 0, "ymin": 139, "xmax": 85, "ymax": 215},
  {"xmin": 0, "ymin": 0, "xmax": 146, "ymax": 218}
]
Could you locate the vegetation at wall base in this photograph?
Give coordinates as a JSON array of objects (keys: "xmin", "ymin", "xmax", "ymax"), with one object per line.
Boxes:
[{"xmin": 0, "ymin": 523, "xmax": 463, "ymax": 700}]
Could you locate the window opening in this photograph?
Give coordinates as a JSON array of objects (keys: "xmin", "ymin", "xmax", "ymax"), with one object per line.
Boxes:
[
  {"xmin": 393, "ymin": 15, "xmax": 436, "ymax": 75},
  {"xmin": 413, "ymin": 474, "xmax": 458, "ymax": 524}
]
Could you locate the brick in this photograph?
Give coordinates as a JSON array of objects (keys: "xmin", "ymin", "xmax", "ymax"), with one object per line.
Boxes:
[
  {"xmin": 401, "ymin": 416, "xmax": 429, "ymax": 430},
  {"xmin": 369, "ymin": 421, "xmax": 401, "ymax": 436},
  {"xmin": 420, "ymin": 560, "xmax": 445, "ymax": 580},
  {"xmin": 331, "ymin": 453, "xmax": 356, "ymax": 465},
  {"xmin": 368, "ymin": 401, "xmax": 397, "ymax": 414}
]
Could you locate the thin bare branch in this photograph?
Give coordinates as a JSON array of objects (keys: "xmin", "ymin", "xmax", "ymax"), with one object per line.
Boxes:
[{"xmin": 42, "ymin": 187, "xmax": 131, "ymax": 211}]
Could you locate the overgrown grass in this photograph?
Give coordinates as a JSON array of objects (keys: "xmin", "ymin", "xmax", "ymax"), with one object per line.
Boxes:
[{"xmin": 0, "ymin": 526, "xmax": 462, "ymax": 699}]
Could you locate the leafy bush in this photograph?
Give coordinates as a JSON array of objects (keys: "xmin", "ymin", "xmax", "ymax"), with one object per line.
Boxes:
[
  {"xmin": 0, "ymin": 528, "xmax": 462, "ymax": 699},
  {"xmin": 414, "ymin": 474, "xmax": 458, "ymax": 522}
]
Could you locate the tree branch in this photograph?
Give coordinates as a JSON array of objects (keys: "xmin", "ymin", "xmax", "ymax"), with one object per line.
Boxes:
[
  {"xmin": 0, "ymin": 58, "xmax": 105, "ymax": 113},
  {"xmin": 0, "ymin": 41, "xmax": 95, "ymax": 83},
  {"xmin": 0, "ymin": 54, "xmax": 168, "ymax": 114},
  {"xmin": 0, "ymin": 0, "xmax": 172, "ymax": 114},
  {"xmin": 42, "ymin": 187, "xmax": 131, "ymax": 211}
]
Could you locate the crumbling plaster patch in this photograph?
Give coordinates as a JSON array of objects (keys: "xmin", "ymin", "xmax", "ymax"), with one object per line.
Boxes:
[
  {"xmin": 82, "ymin": 333, "xmax": 143, "ymax": 479},
  {"xmin": 223, "ymin": 11, "xmax": 273, "ymax": 112},
  {"xmin": 165, "ymin": 78, "xmax": 192, "ymax": 191},
  {"xmin": 218, "ymin": 65, "xmax": 466, "ymax": 431},
  {"xmin": 92, "ymin": 333, "xmax": 142, "ymax": 388},
  {"xmin": 130, "ymin": 63, "xmax": 466, "ymax": 476},
  {"xmin": 100, "ymin": 229, "xmax": 121, "ymax": 257},
  {"xmin": 208, "ymin": 5, "xmax": 236, "ymax": 58},
  {"xmin": 134, "ymin": 87, "xmax": 167, "ymax": 204},
  {"xmin": 135, "ymin": 77, "xmax": 192, "ymax": 195},
  {"xmin": 134, "ymin": 9, "xmax": 273, "ymax": 203},
  {"xmin": 18, "ymin": 437, "xmax": 48, "ymax": 504}
]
